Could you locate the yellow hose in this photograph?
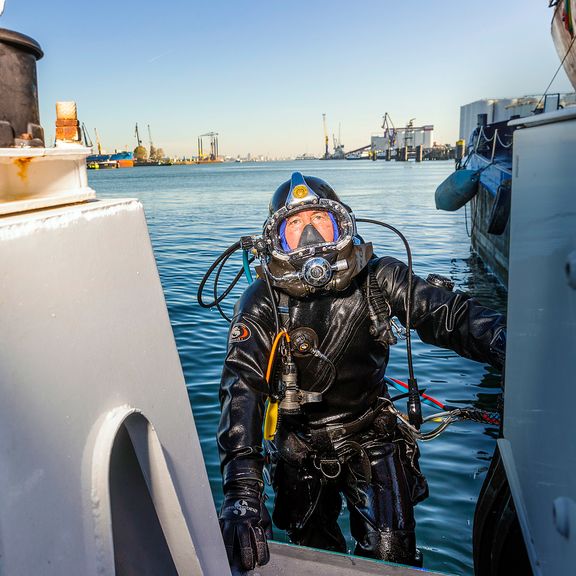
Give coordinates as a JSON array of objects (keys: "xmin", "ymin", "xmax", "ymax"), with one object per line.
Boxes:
[{"xmin": 263, "ymin": 330, "xmax": 290, "ymax": 440}]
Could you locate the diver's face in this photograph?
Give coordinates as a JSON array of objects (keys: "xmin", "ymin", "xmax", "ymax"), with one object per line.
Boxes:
[{"xmin": 284, "ymin": 209, "xmax": 334, "ymax": 250}]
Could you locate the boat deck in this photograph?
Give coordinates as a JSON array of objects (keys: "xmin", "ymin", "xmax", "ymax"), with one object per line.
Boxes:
[{"xmin": 243, "ymin": 542, "xmax": 448, "ymax": 576}]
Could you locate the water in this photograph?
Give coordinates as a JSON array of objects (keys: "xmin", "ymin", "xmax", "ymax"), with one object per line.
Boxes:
[{"xmin": 89, "ymin": 160, "xmax": 506, "ymax": 575}]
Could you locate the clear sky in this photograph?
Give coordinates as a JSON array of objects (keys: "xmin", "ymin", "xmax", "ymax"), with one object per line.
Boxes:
[{"xmin": 1, "ymin": 0, "xmax": 572, "ymax": 157}]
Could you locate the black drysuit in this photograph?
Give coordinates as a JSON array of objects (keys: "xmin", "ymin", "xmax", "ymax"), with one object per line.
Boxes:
[{"xmin": 218, "ymin": 256, "xmax": 505, "ymax": 565}]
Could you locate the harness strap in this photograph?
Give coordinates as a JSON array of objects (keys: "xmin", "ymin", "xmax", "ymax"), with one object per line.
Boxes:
[
  {"xmin": 276, "ymin": 289, "xmax": 291, "ymax": 330},
  {"xmin": 307, "ymin": 400, "xmax": 387, "ymax": 448}
]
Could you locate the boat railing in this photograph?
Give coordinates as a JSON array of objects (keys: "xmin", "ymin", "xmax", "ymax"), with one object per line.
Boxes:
[{"xmin": 469, "ymin": 121, "xmax": 515, "ymax": 162}]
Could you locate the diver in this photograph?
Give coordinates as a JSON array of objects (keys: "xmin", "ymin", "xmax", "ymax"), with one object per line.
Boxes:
[{"xmin": 210, "ymin": 172, "xmax": 506, "ymax": 571}]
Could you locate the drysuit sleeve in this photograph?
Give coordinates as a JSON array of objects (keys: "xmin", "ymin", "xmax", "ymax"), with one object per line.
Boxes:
[
  {"xmin": 374, "ymin": 257, "xmax": 506, "ymax": 369},
  {"xmin": 217, "ymin": 281, "xmax": 276, "ymax": 488}
]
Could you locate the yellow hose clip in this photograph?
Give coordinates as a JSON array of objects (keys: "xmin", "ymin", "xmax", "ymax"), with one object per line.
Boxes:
[{"xmin": 264, "ymin": 399, "xmax": 279, "ymax": 440}]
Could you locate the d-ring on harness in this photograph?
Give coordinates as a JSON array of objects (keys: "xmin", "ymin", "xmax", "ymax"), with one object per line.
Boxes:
[{"xmin": 314, "ymin": 457, "xmax": 341, "ymax": 479}]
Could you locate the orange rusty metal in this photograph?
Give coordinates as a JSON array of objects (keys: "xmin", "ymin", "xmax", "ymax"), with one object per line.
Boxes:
[
  {"xmin": 13, "ymin": 157, "xmax": 33, "ymax": 183},
  {"xmin": 55, "ymin": 118, "xmax": 80, "ymax": 127},
  {"xmin": 55, "ymin": 125, "xmax": 81, "ymax": 141}
]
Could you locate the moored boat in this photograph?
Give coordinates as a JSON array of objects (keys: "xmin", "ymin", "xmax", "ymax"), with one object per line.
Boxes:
[
  {"xmin": 87, "ymin": 150, "xmax": 134, "ymax": 169},
  {"xmin": 435, "ymin": 111, "xmax": 516, "ymax": 286},
  {"xmin": 454, "ymin": 118, "xmax": 514, "ymax": 286},
  {"xmin": 437, "ymin": 0, "xmax": 576, "ymax": 287},
  {"xmin": 345, "ymin": 151, "xmax": 371, "ymax": 160},
  {"xmin": 435, "ymin": 90, "xmax": 576, "ymax": 287},
  {"xmin": 111, "ymin": 150, "xmax": 134, "ymax": 167}
]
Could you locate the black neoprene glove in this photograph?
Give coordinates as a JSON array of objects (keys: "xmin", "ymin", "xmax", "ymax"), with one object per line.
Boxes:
[{"xmin": 219, "ymin": 480, "xmax": 273, "ymax": 571}]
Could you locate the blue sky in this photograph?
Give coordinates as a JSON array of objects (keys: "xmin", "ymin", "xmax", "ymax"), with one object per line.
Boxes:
[{"xmin": 1, "ymin": 0, "xmax": 572, "ymax": 157}]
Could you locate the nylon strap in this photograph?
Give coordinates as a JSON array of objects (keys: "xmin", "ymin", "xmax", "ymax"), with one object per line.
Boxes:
[{"xmin": 277, "ymin": 289, "xmax": 291, "ymax": 330}]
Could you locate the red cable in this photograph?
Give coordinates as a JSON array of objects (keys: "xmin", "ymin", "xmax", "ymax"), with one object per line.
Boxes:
[{"xmin": 389, "ymin": 377, "xmax": 446, "ymax": 410}]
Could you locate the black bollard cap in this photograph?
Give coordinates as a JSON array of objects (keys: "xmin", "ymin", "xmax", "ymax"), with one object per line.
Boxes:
[{"xmin": 0, "ymin": 28, "xmax": 43, "ymax": 60}]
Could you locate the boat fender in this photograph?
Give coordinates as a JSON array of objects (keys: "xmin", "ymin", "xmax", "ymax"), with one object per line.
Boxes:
[
  {"xmin": 434, "ymin": 169, "xmax": 480, "ymax": 211},
  {"xmin": 487, "ymin": 180, "xmax": 512, "ymax": 236}
]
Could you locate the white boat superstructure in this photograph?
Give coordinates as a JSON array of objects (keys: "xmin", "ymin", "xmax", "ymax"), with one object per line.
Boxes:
[
  {"xmin": 502, "ymin": 107, "xmax": 576, "ymax": 575},
  {"xmin": 0, "ymin": 147, "xmax": 232, "ymax": 576}
]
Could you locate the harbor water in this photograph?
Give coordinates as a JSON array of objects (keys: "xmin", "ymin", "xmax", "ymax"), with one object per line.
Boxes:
[{"xmin": 89, "ymin": 160, "xmax": 506, "ymax": 576}]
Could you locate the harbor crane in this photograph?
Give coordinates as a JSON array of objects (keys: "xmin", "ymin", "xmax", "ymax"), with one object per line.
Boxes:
[
  {"xmin": 94, "ymin": 128, "xmax": 103, "ymax": 155},
  {"xmin": 147, "ymin": 124, "xmax": 157, "ymax": 160},
  {"xmin": 134, "ymin": 123, "xmax": 148, "ymax": 160},
  {"xmin": 382, "ymin": 113, "xmax": 397, "ymax": 148},
  {"xmin": 332, "ymin": 123, "xmax": 344, "ymax": 153},
  {"xmin": 322, "ymin": 113, "xmax": 329, "ymax": 159},
  {"xmin": 382, "ymin": 115, "xmax": 433, "ymax": 150},
  {"xmin": 197, "ymin": 132, "xmax": 219, "ymax": 161},
  {"xmin": 332, "ymin": 123, "xmax": 345, "ymax": 159},
  {"xmin": 135, "ymin": 123, "xmax": 142, "ymax": 147},
  {"xmin": 404, "ymin": 118, "xmax": 416, "ymax": 149}
]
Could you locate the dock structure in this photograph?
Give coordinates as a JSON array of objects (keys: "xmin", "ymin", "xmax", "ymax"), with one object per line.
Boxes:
[
  {"xmin": 322, "ymin": 113, "xmax": 453, "ymax": 162},
  {"xmin": 342, "ymin": 115, "xmax": 451, "ymax": 161},
  {"xmin": 371, "ymin": 117, "xmax": 434, "ymax": 161}
]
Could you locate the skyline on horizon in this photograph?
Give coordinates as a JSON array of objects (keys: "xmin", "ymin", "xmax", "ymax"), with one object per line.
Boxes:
[{"xmin": 1, "ymin": 1, "xmax": 572, "ymax": 157}]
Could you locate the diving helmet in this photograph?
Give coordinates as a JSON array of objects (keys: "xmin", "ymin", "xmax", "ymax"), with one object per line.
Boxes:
[{"xmin": 261, "ymin": 172, "xmax": 373, "ymax": 297}]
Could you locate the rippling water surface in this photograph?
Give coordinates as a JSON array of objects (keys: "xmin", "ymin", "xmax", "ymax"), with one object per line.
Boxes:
[{"xmin": 89, "ymin": 160, "xmax": 506, "ymax": 575}]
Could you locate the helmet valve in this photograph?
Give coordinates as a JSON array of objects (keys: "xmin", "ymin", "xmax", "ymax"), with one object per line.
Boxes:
[{"xmin": 301, "ymin": 257, "xmax": 348, "ymax": 288}]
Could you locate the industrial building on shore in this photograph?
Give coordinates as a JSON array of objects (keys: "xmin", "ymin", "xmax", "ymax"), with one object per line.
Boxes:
[{"xmin": 459, "ymin": 94, "xmax": 576, "ymax": 143}]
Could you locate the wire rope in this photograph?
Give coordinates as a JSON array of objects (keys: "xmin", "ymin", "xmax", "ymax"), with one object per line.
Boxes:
[{"xmin": 536, "ymin": 32, "xmax": 576, "ymax": 110}]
